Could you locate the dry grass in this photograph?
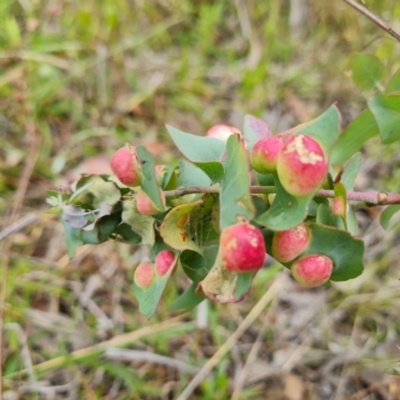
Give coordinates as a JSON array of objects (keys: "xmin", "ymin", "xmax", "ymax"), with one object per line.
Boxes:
[{"xmin": 1, "ymin": 1, "xmax": 400, "ymax": 399}]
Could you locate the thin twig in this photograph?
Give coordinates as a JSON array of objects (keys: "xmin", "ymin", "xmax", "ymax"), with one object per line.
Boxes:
[
  {"xmin": 164, "ymin": 186, "xmax": 400, "ymax": 205},
  {"xmin": 344, "ymin": 0, "xmax": 400, "ymax": 43},
  {"xmin": 176, "ymin": 276, "xmax": 283, "ymax": 400}
]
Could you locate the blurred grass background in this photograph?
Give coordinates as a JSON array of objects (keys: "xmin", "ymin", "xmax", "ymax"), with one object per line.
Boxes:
[{"xmin": 1, "ymin": 0, "xmax": 400, "ymax": 399}]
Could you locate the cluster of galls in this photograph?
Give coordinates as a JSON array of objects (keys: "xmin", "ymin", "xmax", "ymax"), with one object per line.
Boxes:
[
  {"xmin": 217, "ymin": 221, "xmax": 332, "ymax": 287},
  {"xmin": 134, "ymin": 250, "xmax": 177, "ymax": 288},
  {"xmin": 111, "ymin": 126, "xmax": 334, "ymax": 288},
  {"xmin": 248, "ymin": 131, "xmax": 333, "ymax": 286},
  {"xmin": 250, "ymin": 132, "xmax": 328, "ymax": 197},
  {"xmin": 110, "ymin": 145, "xmax": 166, "ymax": 216},
  {"xmin": 271, "ymin": 223, "xmax": 333, "ymax": 287}
]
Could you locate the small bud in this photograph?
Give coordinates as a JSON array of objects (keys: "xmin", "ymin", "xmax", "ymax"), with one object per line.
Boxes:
[
  {"xmin": 291, "ymin": 254, "xmax": 333, "ymax": 287},
  {"xmin": 134, "ymin": 262, "xmax": 155, "ymax": 289},
  {"xmin": 277, "ymin": 135, "xmax": 328, "ymax": 197},
  {"xmin": 220, "ymin": 222, "xmax": 266, "ymax": 273},
  {"xmin": 205, "ymin": 124, "xmax": 241, "ymax": 141},
  {"xmin": 155, "ymin": 250, "xmax": 177, "ymax": 276},
  {"xmin": 110, "ymin": 145, "xmax": 142, "ymax": 187},
  {"xmin": 136, "ymin": 190, "xmax": 166, "ymax": 216},
  {"xmin": 272, "ymin": 223, "xmax": 310, "ymax": 263}
]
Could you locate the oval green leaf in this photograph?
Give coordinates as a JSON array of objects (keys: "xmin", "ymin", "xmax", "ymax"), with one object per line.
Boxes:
[
  {"xmin": 368, "ymin": 95, "xmax": 400, "ymax": 144},
  {"xmin": 330, "ymin": 110, "xmax": 378, "ymax": 165},
  {"xmin": 166, "ymin": 124, "xmax": 226, "ymax": 162},
  {"xmin": 352, "ymin": 54, "xmax": 385, "ymax": 91},
  {"xmin": 255, "ymin": 174, "xmax": 311, "ymax": 231},
  {"xmin": 385, "ymin": 67, "xmax": 400, "ymax": 94},
  {"xmin": 306, "ymin": 223, "xmax": 364, "ymax": 281},
  {"xmin": 220, "ymin": 134, "xmax": 255, "ymax": 229},
  {"xmin": 136, "ymin": 146, "xmax": 165, "ymax": 211},
  {"xmin": 297, "ymin": 104, "xmax": 341, "ymax": 153},
  {"xmin": 380, "ymin": 205, "xmax": 400, "ymax": 230}
]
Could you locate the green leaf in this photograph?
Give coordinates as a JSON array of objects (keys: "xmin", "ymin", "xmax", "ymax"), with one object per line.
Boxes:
[
  {"xmin": 132, "ymin": 255, "xmax": 178, "ymax": 318},
  {"xmin": 330, "ymin": 110, "xmax": 378, "ymax": 165},
  {"xmin": 297, "ymin": 104, "xmax": 341, "ymax": 152},
  {"xmin": 380, "ymin": 205, "xmax": 400, "ymax": 229},
  {"xmin": 341, "ymin": 153, "xmax": 361, "ymax": 191},
  {"xmin": 352, "ymin": 54, "xmax": 385, "ymax": 91},
  {"xmin": 80, "ymin": 214, "xmax": 121, "ymax": 244},
  {"xmin": 242, "ymin": 114, "xmax": 272, "ymax": 153},
  {"xmin": 169, "ymin": 282, "xmax": 205, "ymax": 310},
  {"xmin": 257, "ymin": 172, "xmax": 274, "ymax": 186},
  {"xmin": 220, "ymin": 134, "xmax": 255, "ymax": 229},
  {"xmin": 166, "ymin": 125, "xmax": 225, "ymax": 183},
  {"xmin": 178, "ymin": 160, "xmax": 211, "ymax": 188},
  {"xmin": 114, "ymin": 223, "xmax": 142, "ymax": 245},
  {"xmin": 180, "ymin": 250, "xmax": 208, "ymax": 281},
  {"xmin": 306, "ymin": 223, "xmax": 364, "ymax": 281},
  {"xmin": 195, "ymin": 162, "xmax": 224, "ymax": 184},
  {"xmin": 316, "ymin": 203, "xmax": 338, "ymax": 228},
  {"xmin": 62, "ymin": 219, "xmax": 84, "ymax": 258},
  {"xmin": 368, "ymin": 95, "xmax": 400, "ymax": 144},
  {"xmin": 162, "ymin": 165, "xmax": 178, "ymax": 190},
  {"xmin": 347, "ymin": 207, "xmax": 358, "ymax": 235},
  {"xmin": 256, "ymin": 174, "xmax": 311, "ymax": 231},
  {"xmin": 121, "ymin": 198, "xmax": 155, "ymax": 246},
  {"xmin": 159, "ymin": 201, "xmax": 203, "ymax": 253},
  {"xmin": 385, "ymin": 68, "xmax": 400, "ymax": 94},
  {"xmin": 166, "ymin": 124, "xmax": 226, "ymax": 162},
  {"xmin": 136, "ymin": 146, "xmax": 165, "ymax": 211},
  {"xmin": 70, "ymin": 175, "xmax": 121, "ymax": 209}
]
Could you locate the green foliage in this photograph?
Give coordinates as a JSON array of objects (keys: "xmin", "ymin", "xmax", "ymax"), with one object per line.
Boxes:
[
  {"xmin": 166, "ymin": 124, "xmax": 225, "ymax": 183},
  {"xmin": 219, "ymin": 135, "xmax": 255, "ymax": 229},
  {"xmin": 51, "ymin": 55, "xmax": 399, "ymax": 320},
  {"xmin": 331, "ymin": 110, "xmax": 379, "ymax": 165},
  {"xmin": 341, "ymin": 153, "xmax": 362, "ymax": 191},
  {"xmin": 368, "ymin": 95, "xmax": 400, "ymax": 144},
  {"xmin": 121, "ymin": 198, "xmax": 155, "ymax": 246},
  {"xmin": 380, "ymin": 205, "xmax": 400, "ymax": 229},
  {"xmin": 307, "ymin": 224, "xmax": 364, "ymax": 281},
  {"xmin": 256, "ymin": 174, "xmax": 311, "ymax": 230},
  {"xmin": 297, "ymin": 104, "xmax": 341, "ymax": 152},
  {"xmin": 352, "ymin": 54, "xmax": 386, "ymax": 91},
  {"xmin": 136, "ymin": 146, "xmax": 165, "ymax": 211}
]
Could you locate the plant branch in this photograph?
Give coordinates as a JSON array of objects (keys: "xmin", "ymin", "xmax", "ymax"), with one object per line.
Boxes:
[
  {"xmin": 164, "ymin": 186, "xmax": 400, "ymax": 205},
  {"xmin": 344, "ymin": 0, "xmax": 400, "ymax": 43}
]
